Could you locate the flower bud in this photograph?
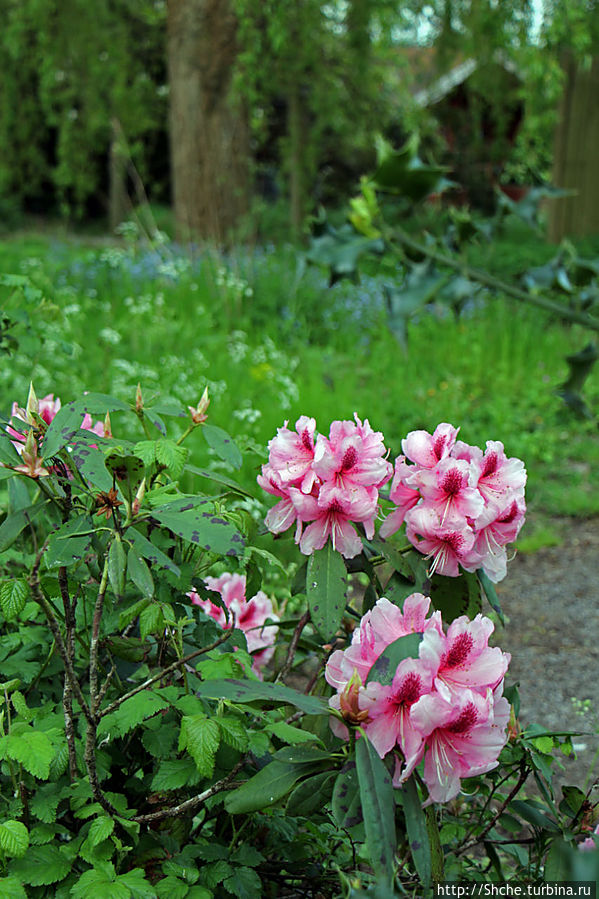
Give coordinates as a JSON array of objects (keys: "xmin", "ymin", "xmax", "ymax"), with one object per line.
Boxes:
[
  {"xmin": 103, "ymin": 411, "xmax": 113, "ymax": 439},
  {"xmin": 189, "ymin": 386, "xmax": 210, "ymax": 425},
  {"xmin": 26, "ymin": 383, "xmax": 39, "ymax": 423},
  {"xmin": 339, "ymin": 670, "xmax": 369, "ymax": 725},
  {"xmin": 135, "ymin": 383, "xmax": 143, "ymax": 413}
]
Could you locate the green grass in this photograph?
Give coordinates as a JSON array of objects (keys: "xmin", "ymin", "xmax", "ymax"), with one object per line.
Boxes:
[{"xmin": 0, "ymin": 228, "xmax": 597, "ymax": 521}]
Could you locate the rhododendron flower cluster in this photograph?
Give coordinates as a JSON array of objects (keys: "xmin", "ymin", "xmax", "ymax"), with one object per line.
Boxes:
[
  {"xmin": 187, "ymin": 572, "xmax": 279, "ymax": 674},
  {"xmin": 325, "ymin": 593, "xmax": 511, "ymax": 804},
  {"xmin": 380, "ymin": 423, "xmax": 526, "ymax": 582},
  {"xmin": 258, "ymin": 414, "xmax": 393, "ymax": 559}
]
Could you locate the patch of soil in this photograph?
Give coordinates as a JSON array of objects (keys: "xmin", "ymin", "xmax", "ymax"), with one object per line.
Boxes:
[{"xmin": 496, "ymin": 516, "xmax": 599, "ymax": 796}]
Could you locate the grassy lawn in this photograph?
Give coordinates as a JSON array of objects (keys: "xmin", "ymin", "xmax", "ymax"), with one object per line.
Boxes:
[{"xmin": 0, "ymin": 227, "xmax": 597, "ymax": 537}]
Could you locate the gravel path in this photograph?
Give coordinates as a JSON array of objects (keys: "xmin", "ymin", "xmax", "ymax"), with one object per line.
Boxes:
[{"xmin": 496, "ymin": 517, "xmax": 599, "ymax": 794}]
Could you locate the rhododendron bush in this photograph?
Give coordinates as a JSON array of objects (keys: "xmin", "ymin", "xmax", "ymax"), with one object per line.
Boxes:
[{"xmin": 0, "ymin": 387, "xmax": 592, "ymax": 897}]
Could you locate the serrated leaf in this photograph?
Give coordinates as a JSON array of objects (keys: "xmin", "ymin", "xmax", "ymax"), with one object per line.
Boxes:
[
  {"xmin": 156, "ymin": 440, "xmax": 188, "ymax": 477},
  {"xmin": 306, "ymin": 543, "xmax": 347, "ymax": 640},
  {"xmin": 195, "ymin": 679, "xmax": 328, "ymax": 717},
  {"xmin": 0, "ymin": 723, "xmax": 54, "ymax": 779},
  {"xmin": 401, "ymin": 774, "xmax": 431, "ymax": 892},
  {"xmin": 133, "ymin": 441, "xmax": 158, "ymax": 466},
  {"xmin": 97, "ymin": 691, "xmax": 171, "ymax": 738},
  {"xmin": 179, "ymin": 716, "xmax": 220, "ymax": 778},
  {"xmin": 30, "ymin": 783, "xmax": 62, "ymax": 823},
  {"xmin": 356, "ymin": 734, "xmax": 396, "ymax": 884},
  {"xmin": 155, "ymin": 875, "xmax": 190, "ymax": 899},
  {"xmin": 202, "ymin": 425, "xmax": 242, "ymax": 469},
  {"xmin": 0, "ymin": 875, "xmax": 27, "ymax": 898},
  {"xmin": 0, "ymin": 579, "xmax": 29, "ymax": 620},
  {"xmin": 70, "ymin": 867, "xmax": 129, "ymax": 899},
  {"xmin": 230, "ymin": 845, "xmax": 264, "ymax": 867},
  {"xmin": 108, "ymin": 536, "xmax": 126, "ymax": 599},
  {"xmin": 218, "ymin": 717, "xmax": 249, "ymax": 752},
  {"xmin": 10, "ymin": 691, "xmax": 32, "ymax": 723},
  {"xmin": 0, "ymin": 820, "xmax": 28, "ymax": 857},
  {"xmin": 139, "ymin": 603, "xmax": 165, "ymax": 640},
  {"xmin": 151, "ymin": 757, "xmax": 201, "ymax": 792},
  {"xmin": 117, "ymin": 868, "xmax": 157, "ymax": 899},
  {"xmin": 151, "ymin": 507, "xmax": 244, "ymax": 558},
  {"xmin": 45, "ymin": 516, "xmax": 94, "ymax": 568},
  {"xmin": 9, "ymin": 844, "xmax": 71, "ymax": 885},
  {"xmin": 365, "ymin": 633, "xmax": 423, "ymax": 687},
  {"xmin": 223, "ymin": 866, "xmax": 261, "ymax": 899},
  {"xmin": 86, "ymin": 815, "xmax": 115, "ymax": 847}
]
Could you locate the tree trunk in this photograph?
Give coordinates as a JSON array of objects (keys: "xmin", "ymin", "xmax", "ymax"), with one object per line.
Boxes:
[
  {"xmin": 167, "ymin": 0, "xmax": 249, "ymax": 244},
  {"xmin": 109, "ymin": 119, "xmax": 128, "ymax": 233},
  {"xmin": 548, "ymin": 54, "xmax": 599, "ymax": 242}
]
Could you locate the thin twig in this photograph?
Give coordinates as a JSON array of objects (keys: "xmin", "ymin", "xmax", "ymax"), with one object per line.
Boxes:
[
  {"xmin": 59, "ymin": 566, "xmax": 78, "ymax": 781},
  {"xmin": 98, "ymin": 631, "xmax": 232, "ymax": 719},
  {"xmin": 275, "ymin": 611, "xmax": 310, "ymax": 683},
  {"xmin": 133, "ymin": 759, "xmax": 245, "ymax": 824},
  {"xmin": 456, "ymin": 762, "xmax": 529, "ymax": 855},
  {"xmin": 28, "ymin": 546, "xmax": 93, "ymax": 726}
]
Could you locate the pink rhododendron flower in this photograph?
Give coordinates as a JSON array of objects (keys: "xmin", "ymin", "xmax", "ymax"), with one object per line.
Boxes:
[
  {"xmin": 381, "ymin": 423, "xmax": 526, "ymax": 583},
  {"xmin": 7, "ymin": 394, "xmax": 62, "ymax": 449},
  {"xmin": 325, "ymin": 594, "xmax": 511, "ymax": 805},
  {"xmin": 259, "ymin": 414, "xmax": 391, "ymax": 559},
  {"xmin": 400, "ymin": 685, "xmax": 510, "ymax": 804},
  {"xmin": 188, "ymin": 572, "xmax": 279, "ymax": 674}
]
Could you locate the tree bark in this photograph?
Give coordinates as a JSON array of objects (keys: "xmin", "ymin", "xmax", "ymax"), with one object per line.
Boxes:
[
  {"xmin": 167, "ymin": 0, "xmax": 249, "ymax": 244},
  {"xmin": 548, "ymin": 54, "xmax": 599, "ymax": 241}
]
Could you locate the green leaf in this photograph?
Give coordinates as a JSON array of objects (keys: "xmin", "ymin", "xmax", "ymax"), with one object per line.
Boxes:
[
  {"xmin": 195, "ymin": 679, "xmax": 328, "ymax": 717},
  {"xmin": 0, "ymin": 875, "xmax": 28, "ymax": 898},
  {"xmin": 230, "ymin": 846, "xmax": 264, "ymax": 868},
  {"xmin": 544, "ymin": 838, "xmax": 572, "ymax": 881},
  {"xmin": 127, "ymin": 548, "xmax": 154, "ymax": 599},
  {"xmin": 151, "ymin": 506, "xmax": 244, "ymax": 557},
  {"xmin": 477, "ymin": 569, "xmax": 504, "ymax": 625},
  {"xmin": 509, "ymin": 799, "xmax": 560, "ymax": 832},
  {"xmin": 105, "ymin": 453, "xmax": 145, "ymax": 503},
  {"xmin": 0, "ymin": 501, "xmax": 47, "ymax": 552},
  {"xmin": 45, "ymin": 515, "xmax": 94, "ymax": 568},
  {"xmin": 0, "ymin": 723, "xmax": 54, "ymax": 779},
  {"xmin": 429, "ymin": 569, "xmax": 481, "ymax": 622},
  {"xmin": 117, "ymin": 868, "xmax": 157, "ymax": 899},
  {"xmin": 0, "ymin": 429, "xmax": 21, "ymax": 466},
  {"xmin": 0, "ymin": 579, "xmax": 29, "ymax": 620},
  {"xmin": 71, "ymin": 393, "xmax": 130, "ymax": 415},
  {"xmin": 401, "ymin": 775, "xmax": 431, "ymax": 893},
  {"xmin": 155, "ymin": 875, "xmax": 190, "ymax": 899},
  {"xmin": 179, "ymin": 716, "xmax": 220, "ymax": 777},
  {"xmin": 132, "ymin": 441, "xmax": 157, "ymax": 467},
  {"xmin": 0, "ymin": 820, "xmax": 28, "ymax": 857},
  {"xmin": 128, "ymin": 528, "xmax": 181, "ymax": 576},
  {"xmin": 306, "ymin": 543, "xmax": 347, "ymax": 640},
  {"xmin": 9, "ymin": 844, "xmax": 71, "ymax": 885},
  {"xmin": 185, "ymin": 464, "xmax": 253, "ymax": 497},
  {"xmin": 118, "ymin": 597, "xmax": 151, "ymax": 630},
  {"xmin": 70, "ymin": 441, "xmax": 113, "ymax": 491},
  {"xmin": 225, "ymin": 759, "xmax": 321, "ymax": 814},
  {"xmin": 108, "ymin": 536, "xmax": 126, "ymax": 598},
  {"xmin": 86, "ymin": 815, "xmax": 115, "ymax": 847},
  {"xmin": 223, "ymin": 866, "xmax": 261, "ymax": 899},
  {"xmin": 365, "ymin": 633, "xmax": 423, "ymax": 686},
  {"xmin": 266, "ymin": 721, "xmax": 322, "ymax": 745},
  {"xmin": 286, "ymin": 771, "xmax": 336, "ymax": 816},
  {"xmin": 202, "ymin": 425, "xmax": 242, "ymax": 469},
  {"xmin": 139, "ymin": 603, "xmax": 165, "ymax": 640},
  {"xmin": 97, "ymin": 691, "xmax": 171, "ymax": 738},
  {"xmin": 355, "ymin": 734, "xmax": 396, "ymax": 884},
  {"xmin": 151, "ymin": 757, "xmax": 201, "ymax": 791},
  {"xmin": 332, "ymin": 762, "xmax": 362, "ymax": 829},
  {"xmin": 156, "ymin": 440, "xmax": 188, "ymax": 477},
  {"xmin": 10, "ymin": 691, "xmax": 32, "ymax": 723},
  {"xmin": 41, "ymin": 402, "xmax": 85, "ymax": 460},
  {"xmin": 218, "ymin": 717, "xmax": 249, "ymax": 752},
  {"xmin": 70, "ymin": 866, "xmax": 129, "ymax": 899}
]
